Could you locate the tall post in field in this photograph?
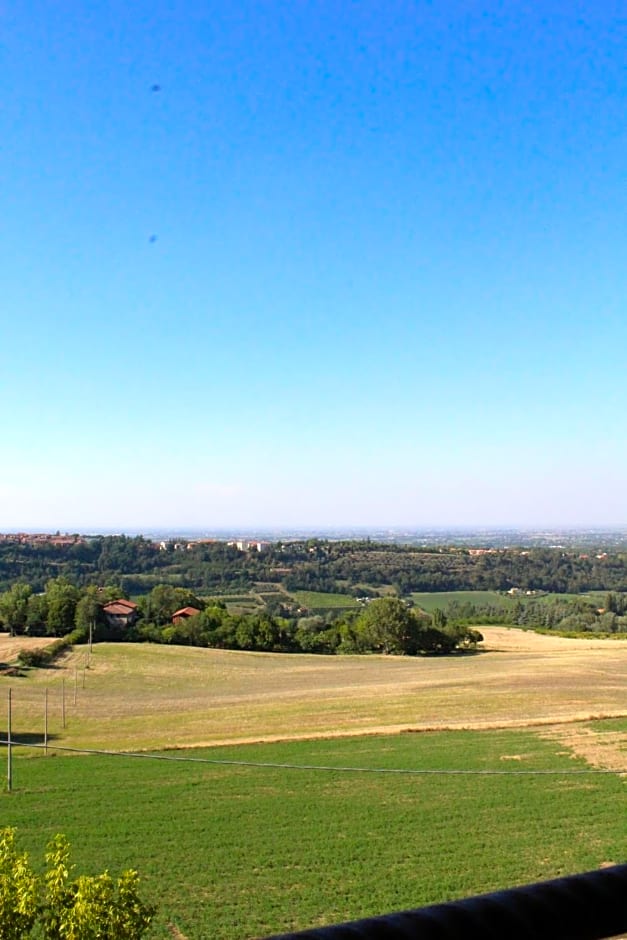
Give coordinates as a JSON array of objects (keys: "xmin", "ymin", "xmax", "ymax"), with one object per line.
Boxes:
[
  {"xmin": 44, "ymin": 687, "xmax": 48, "ymax": 755},
  {"xmin": 7, "ymin": 688, "xmax": 12, "ymax": 793},
  {"xmin": 74, "ymin": 667, "xmax": 78, "ymax": 706},
  {"xmin": 62, "ymin": 679, "xmax": 66, "ymax": 730}
]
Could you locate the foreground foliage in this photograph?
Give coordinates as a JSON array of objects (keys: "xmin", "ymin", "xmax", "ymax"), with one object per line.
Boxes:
[{"xmin": 0, "ymin": 829, "xmax": 155, "ymax": 939}]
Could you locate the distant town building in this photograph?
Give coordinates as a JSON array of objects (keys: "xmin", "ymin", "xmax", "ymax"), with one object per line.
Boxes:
[{"xmin": 229, "ymin": 539, "xmax": 269, "ymax": 552}]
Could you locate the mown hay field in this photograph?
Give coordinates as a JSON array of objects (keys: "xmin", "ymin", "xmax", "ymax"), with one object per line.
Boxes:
[
  {"xmin": 2, "ymin": 628, "xmax": 627, "ymax": 752},
  {"xmin": 0, "ymin": 633, "xmax": 58, "ymax": 663}
]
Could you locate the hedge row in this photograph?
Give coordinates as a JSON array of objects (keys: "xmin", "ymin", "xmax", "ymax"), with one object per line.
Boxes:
[{"xmin": 16, "ymin": 627, "xmax": 87, "ymax": 668}]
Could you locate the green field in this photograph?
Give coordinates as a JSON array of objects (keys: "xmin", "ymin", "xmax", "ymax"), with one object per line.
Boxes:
[
  {"xmin": 3, "ymin": 730, "xmax": 626, "ymax": 940},
  {"xmin": 203, "ymin": 587, "xmax": 610, "ymax": 616},
  {"xmin": 410, "ymin": 590, "xmax": 607, "ymax": 612},
  {"xmin": 290, "ymin": 590, "xmax": 359, "ymax": 610},
  {"xmin": 535, "ymin": 591, "xmax": 606, "ymax": 605},
  {"xmin": 410, "ymin": 590, "xmax": 515, "ymax": 611},
  {"xmin": 205, "ymin": 589, "xmax": 360, "ymax": 612}
]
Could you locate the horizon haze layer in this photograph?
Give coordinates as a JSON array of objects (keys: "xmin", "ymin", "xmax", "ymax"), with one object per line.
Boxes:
[{"xmin": 3, "ymin": 526, "xmax": 627, "ymax": 550}]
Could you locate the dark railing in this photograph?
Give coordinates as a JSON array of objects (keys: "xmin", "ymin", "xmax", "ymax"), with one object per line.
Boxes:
[{"xmin": 263, "ymin": 863, "xmax": 627, "ymax": 940}]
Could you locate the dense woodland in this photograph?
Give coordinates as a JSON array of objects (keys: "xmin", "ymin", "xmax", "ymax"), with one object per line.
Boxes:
[{"xmin": 1, "ymin": 535, "xmax": 626, "ymax": 595}]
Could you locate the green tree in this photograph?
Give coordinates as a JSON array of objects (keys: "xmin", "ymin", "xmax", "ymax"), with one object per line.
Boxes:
[
  {"xmin": 25, "ymin": 593, "xmax": 48, "ymax": 635},
  {"xmin": 74, "ymin": 587, "xmax": 104, "ymax": 633},
  {"xmin": 355, "ymin": 597, "xmax": 419, "ymax": 654},
  {"xmin": 45, "ymin": 578, "xmax": 80, "ymax": 636},
  {"xmin": 444, "ymin": 624, "xmax": 483, "ymax": 649},
  {"xmin": 431, "ymin": 607, "xmax": 448, "ymax": 629},
  {"xmin": 295, "ymin": 616, "xmax": 339, "ymax": 653},
  {"xmin": 142, "ymin": 585, "xmax": 203, "ymax": 626},
  {"xmin": 234, "ymin": 614, "xmax": 287, "ymax": 651},
  {"xmin": 168, "ymin": 613, "xmax": 207, "ymax": 647},
  {"xmin": 416, "ymin": 626, "xmax": 457, "ymax": 653},
  {"xmin": 0, "ymin": 583, "xmax": 32, "ymax": 636},
  {"xmin": 597, "ymin": 611, "xmax": 618, "ymax": 633}
]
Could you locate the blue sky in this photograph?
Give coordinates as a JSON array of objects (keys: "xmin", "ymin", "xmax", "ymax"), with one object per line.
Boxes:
[{"xmin": 2, "ymin": 1, "xmax": 626, "ymax": 531}]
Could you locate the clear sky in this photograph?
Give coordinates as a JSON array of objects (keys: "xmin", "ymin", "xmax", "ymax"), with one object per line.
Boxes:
[{"xmin": 2, "ymin": 1, "xmax": 626, "ymax": 531}]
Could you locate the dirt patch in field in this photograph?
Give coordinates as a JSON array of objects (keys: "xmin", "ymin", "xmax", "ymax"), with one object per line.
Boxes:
[{"xmin": 539, "ymin": 724, "xmax": 627, "ymax": 773}]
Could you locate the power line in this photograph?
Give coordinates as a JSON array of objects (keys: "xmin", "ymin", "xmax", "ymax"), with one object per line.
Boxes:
[{"xmin": 1, "ymin": 739, "xmax": 625, "ymax": 776}]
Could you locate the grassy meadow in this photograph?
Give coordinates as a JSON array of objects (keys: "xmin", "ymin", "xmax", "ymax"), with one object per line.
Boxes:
[
  {"xmin": 3, "ymin": 731, "xmax": 627, "ymax": 940},
  {"xmin": 1, "ymin": 629, "xmax": 626, "ymax": 938}
]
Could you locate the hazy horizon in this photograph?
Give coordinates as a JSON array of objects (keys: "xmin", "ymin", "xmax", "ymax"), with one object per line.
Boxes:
[{"xmin": 4, "ymin": 523, "xmax": 627, "ymax": 541}]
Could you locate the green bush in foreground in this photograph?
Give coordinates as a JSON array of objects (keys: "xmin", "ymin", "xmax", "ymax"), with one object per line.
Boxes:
[{"xmin": 0, "ymin": 828, "xmax": 155, "ymax": 939}]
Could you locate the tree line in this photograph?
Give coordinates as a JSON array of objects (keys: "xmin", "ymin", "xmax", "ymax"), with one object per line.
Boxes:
[
  {"xmin": 1, "ymin": 536, "xmax": 626, "ymax": 596},
  {"xmin": 0, "ymin": 579, "xmax": 481, "ymax": 657},
  {"xmin": 434, "ymin": 593, "xmax": 627, "ymax": 634}
]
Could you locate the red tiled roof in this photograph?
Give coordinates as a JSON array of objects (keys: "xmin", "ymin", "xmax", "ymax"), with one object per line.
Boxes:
[
  {"xmin": 102, "ymin": 602, "xmax": 137, "ymax": 616},
  {"xmin": 172, "ymin": 606, "xmax": 201, "ymax": 618}
]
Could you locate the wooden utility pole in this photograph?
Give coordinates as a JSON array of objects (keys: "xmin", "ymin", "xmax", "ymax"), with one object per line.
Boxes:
[
  {"xmin": 7, "ymin": 688, "xmax": 12, "ymax": 792},
  {"xmin": 61, "ymin": 679, "xmax": 66, "ymax": 729},
  {"xmin": 44, "ymin": 687, "xmax": 48, "ymax": 754}
]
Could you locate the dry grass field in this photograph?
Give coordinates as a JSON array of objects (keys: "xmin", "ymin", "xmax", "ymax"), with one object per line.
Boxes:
[
  {"xmin": 2, "ymin": 627, "xmax": 626, "ymax": 766},
  {"xmin": 0, "ymin": 633, "xmax": 58, "ymax": 662}
]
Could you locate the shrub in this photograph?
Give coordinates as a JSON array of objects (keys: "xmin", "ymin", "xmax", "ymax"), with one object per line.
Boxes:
[
  {"xmin": 16, "ymin": 648, "xmax": 52, "ymax": 668},
  {"xmin": 16, "ymin": 627, "xmax": 85, "ymax": 669},
  {"xmin": 0, "ymin": 829, "xmax": 37, "ymax": 939},
  {"xmin": 0, "ymin": 828, "xmax": 155, "ymax": 939}
]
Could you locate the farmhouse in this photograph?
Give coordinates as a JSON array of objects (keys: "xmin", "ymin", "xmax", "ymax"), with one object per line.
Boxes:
[
  {"xmin": 102, "ymin": 598, "xmax": 139, "ymax": 629},
  {"xmin": 172, "ymin": 606, "xmax": 202, "ymax": 623}
]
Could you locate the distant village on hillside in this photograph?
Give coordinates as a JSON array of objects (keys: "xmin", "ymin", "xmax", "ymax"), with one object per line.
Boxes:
[
  {"xmin": 1, "ymin": 528, "xmax": 627, "ymax": 550},
  {"xmin": 0, "ymin": 532, "xmax": 271, "ymax": 553}
]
